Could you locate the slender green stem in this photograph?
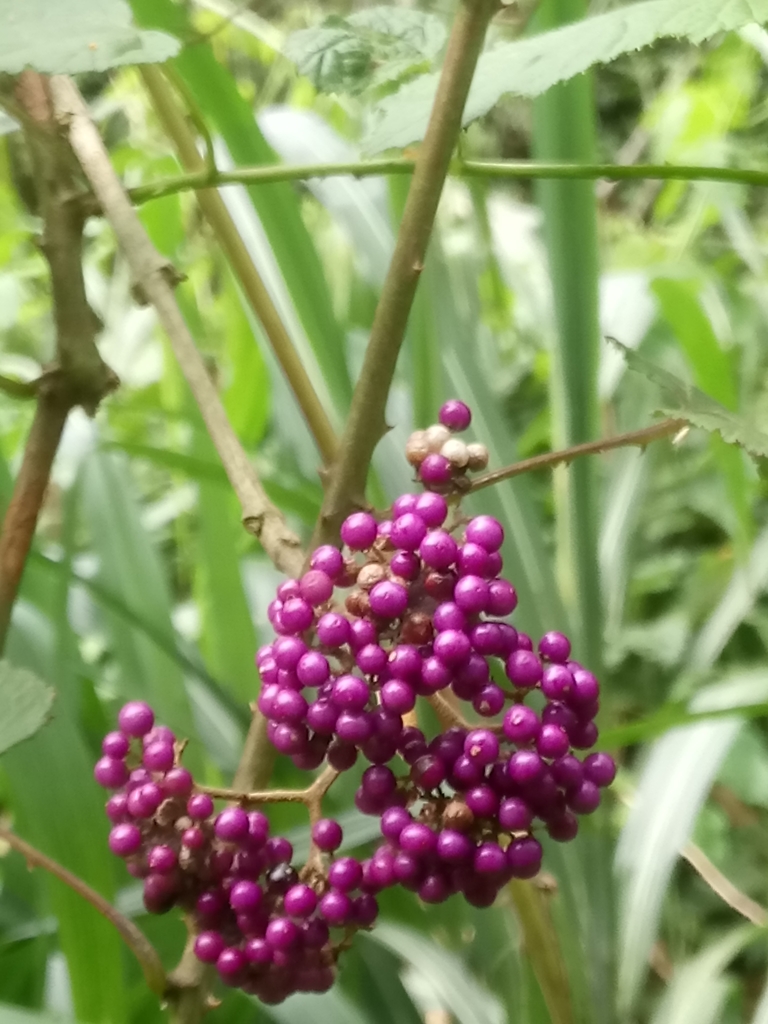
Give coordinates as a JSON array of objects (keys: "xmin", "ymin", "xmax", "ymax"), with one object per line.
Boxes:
[
  {"xmin": 508, "ymin": 879, "xmax": 574, "ymax": 1024},
  {"xmin": 0, "ymin": 373, "xmax": 38, "ymax": 399},
  {"xmin": 139, "ymin": 65, "xmax": 339, "ymax": 467},
  {"xmin": 122, "ymin": 158, "xmax": 768, "ymax": 208},
  {"xmin": 310, "ymin": 0, "xmax": 499, "ymax": 550},
  {"xmin": 0, "ymin": 826, "xmax": 166, "ymax": 996},
  {"xmin": 469, "ymin": 418, "xmax": 686, "ymax": 492}
]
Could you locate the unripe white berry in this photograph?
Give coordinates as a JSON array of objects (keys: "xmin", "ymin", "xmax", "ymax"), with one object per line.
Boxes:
[
  {"xmin": 424, "ymin": 423, "xmax": 451, "ymax": 452},
  {"xmin": 440, "ymin": 437, "xmax": 469, "ymax": 468},
  {"xmin": 405, "ymin": 430, "xmax": 430, "ymax": 466},
  {"xmin": 466, "ymin": 442, "xmax": 489, "ymax": 470}
]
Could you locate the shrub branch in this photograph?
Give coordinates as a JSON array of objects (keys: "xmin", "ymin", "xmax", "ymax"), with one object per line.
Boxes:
[
  {"xmin": 310, "ymin": 0, "xmax": 501, "ymax": 550},
  {"xmin": 0, "ymin": 71, "xmax": 117, "ymax": 653}
]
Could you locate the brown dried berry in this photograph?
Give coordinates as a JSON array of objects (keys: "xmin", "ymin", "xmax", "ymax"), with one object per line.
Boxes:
[
  {"xmin": 442, "ymin": 799, "xmax": 475, "ymax": 833},
  {"xmin": 345, "ymin": 589, "xmax": 370, "ymax": 617},
  {"xmin": 357, "ymin": 562, "xmax": 388, "ymax": 591},
  {"xmin": 400, "ymin": 611, "xmax": 434, "ymax": 645}
]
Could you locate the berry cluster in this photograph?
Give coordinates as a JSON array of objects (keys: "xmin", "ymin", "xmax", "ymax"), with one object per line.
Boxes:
[
  {"xmin": 97, "ymin": 399, "xmax": 617, "ymax": 1005},
  {"xmin": 95, "ymin": 702, "xmax": 375, "ymax": 1003},
  {"xmin": 404, "ymin": 399, "xmax": 489, "ymax": 491},
  {"xmin": 259, "ymin": 400, "xmax": 615, "ymax": 909}
]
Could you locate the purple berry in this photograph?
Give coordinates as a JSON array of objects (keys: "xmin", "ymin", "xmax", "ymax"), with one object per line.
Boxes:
[
  {"xmin": 229, "ymin": 880, "xmax": 263, "ymax": 911},
  {"xmin": 414, "ymin": 492, "xmax": 448, "ymax": 527},
  {"xmin": 433, "ymin": 629, "xmax": 471, "ymax": 667},
  {"xmin": 472, "ymin": 684, "xmax": 505, "ymax": 717},
  {"xmin": 465, "ymin": 515, "xmax": 504, "ymax": 552},
  {"xmin": 217, "ymin": 947, "xmax": 246, "ymax": 979},
  {"xmin": 328, "ymin": 857, "xmax": 364, "ymax": 892},
  {"xmin": 312, "ymin": 818, "xmax": 343, "ymax": 852},
  {"xmin": 507, "ymin": 836, "xmax": 542, "ymax": 878},
  {"xmin": 341, "ymin": 512, "xmax": 378, "ymax": 550},
  {"xmin": 281, "ymin": 597, "xmax": 314, "ymax": 633},
  {"xmin": 419, "ymin": 530, "xmax": 458, "ymax": 571},
  {"xmin": 284, "ymin": 883, "xmax": 318, "ymax": 918},
  {"xmin": 439, "ymin": 399, "xmax": 472, "ymax": 432},
  {"xmin": 349, "ymin": 618, "xmax": 377, "ymax": 650},
  {"xmin": 331, "ymin": 674, "xmax": 370, "ymax": 711},
  {"xmin": 327, "ymin": 740, "xmax": 358, "ymax": 771},
  {"xmin": 506, "ymin": 650, "xmax": 543, "ymax": 688},
  {"xmin": 381, "ymin": 678, "xmax": 416, "ymax": 714},
  {"xmin": 388, "ymin": 645, "xmax": 422, "ymax": 679},
  {"xmin": 307, "ymin": 698, "xmax": 338, "ymax": 735},
  {"xmin": 410, "ymin": 754, "xmax": 446, "ymax": 790},
  {"xmin": 508, "ymin": 750, "xmax": 545, "ymax": 785},
  {"xmin": 109, "ymin": 823, "xmax": 142, "ymax": 857},
  {"xmin": 244, "ymin": 937, "xmax": 273, "ymax": 964},
  {"xmin": 569, "ymin": 721, "xmax": 599, "ymax": 749},
  {"xmin": 194, "ymin": 931, "xmax": 225, "ymax": 964},
  {"xmin": 336, "ymin": 710, "xmax": 374, "ymax": 745},
  {"xmin": 419, "ymin": 453, "xmax": 453, "ymax": 485},
  {"xmin": 583, "ymin": 752, "xmax": 616, "ymax": 787},
  {"xmin": 94, "ymin": 756, "xmax": 129, "ymax": 790},
  {"xmin": 486, "ymin": 579, "xmax": 517, "ymax": 616},
  {"xmin": 214, "ymin": 807, "xmax": 249, "ymax": 843},
  {"xmin": 453, "ymin": 576, "xmax": 489, "ymax": 614},
  {"xmin": 464, "ymin": 729, "xmax": 499, "ymax": 766},
  {"xmin": 456, "ymin": 543, "xmax": 490, "ymax": 577},
  {"xmin": 567, "ymin": 780, "xmax": 601, "ymax": 814},
  {"xmin": 474, "ymin": 841, "xmax": 507, "ymax": 875},
  {"xmin": 393, "ymin": 494, "xmax": 419, "ymax": 517},
  {"xmin": 142, "ymin": 741, "xmax": 175, "ymax": 772},
  {"xmin": 356, "ymin": 643, "xmax": 388, "ymax": 676},
  {"xmin": 499, "ymin": 797, "xmax": 533, "ymax": 832},
  {"xmin": 390, "ymin": 550, "xmax": 421, "ymax": 580},
  {"xmin": 164, "ymin": 767, "xmax": 193, "ymax": 796},
  {"xmin": 391, "ymin": 513, "xmax": 427, "ymax": 551},
  {"xmin": 316, "ymin": 612, "xmax": 352, "ymax": 647},
  {"xmin": 420, "ymin": 656, "xmax": 453, "ymax": 693},
  {"xmin": 433, "ymin": 602, "xmax": 466, "ymax": 632},
  {"xmin": 436, "ymin": 829, "xmax": 474, "ymax": 863},
  {"xmin": 369, "ymin": 580, "xmax": 408, "ymax": 619},
  {"xmin": 466, "ymin": 784, "xmax": 499, "ymax": 817},
  {"xmin": 295, "ymin": 651, "xmax": 329, "ymax": 688},
  {"xmin": 362, "ymin": 765, "xmax": 396, "ymax": 801},
  {"xmin": 102, "ymin": 731, "xmax": 130, "ymax": 759},
  {"xmin": 449, "ymin": 754, "xmax": 484, "ymax": 788},
  {"xmin": 118, "ymin": 701, "xmax": 154, "ymax": 737},
  {"xmin": 399, "ymin": 822, "xmax": 437, "ymax": 856},
  {"xmin": 569, "ymin": 669, "xmax": 600, "ymax": 705},
  {"xmin": 547, "ymin": 812, "xmax": 579, "ymax": 842},
  {"xmin": 503, "ymin": 705, "xmax": 540, "ymax": 745},
  {"xmin": 320, "ymin": 890, "xmax": 354, "ymax": 926},
  {"xmin": 265, "ymin": 836, "xmax": 293, "ymax": 865},
  {"xmin": 539, "ymin": 631, "xmax": 571, "ymax": 663},
  {"xmin": 536, "ymin": 723, "xmax": 570, "ymax": 760},
  {"xmin": 299, "ymin": 569, "xmax": 334, "ymax": 606},
  {"xmin": 310, "ymin": 545, "xmax": 344, "ymax": 579},
  {"xmin": 541, "ymin": 664, "xmax": 573, "ymax": 700}
]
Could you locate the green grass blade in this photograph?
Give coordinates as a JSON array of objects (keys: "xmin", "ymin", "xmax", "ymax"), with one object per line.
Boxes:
[
  {"xmin": 129, "ymin": 0, "xmax": 352, "ymax": 415},
  {"xmin": 531, "ymin": 0, "xmax": 602, "ymax": 671}
]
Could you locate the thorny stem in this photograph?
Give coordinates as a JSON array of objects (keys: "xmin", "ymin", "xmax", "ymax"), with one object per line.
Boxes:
[
  {"xmin": 469, "ymin": 417, "xmax": 688, "ymax": 492},
  {"xmin": 139, "ymin": 65, "xmax": 339, "ymax": 467},
  {"xmin": 0, "ymin": 825, "xmax": 166, "ymax": 996},
  {"xmin": 121, "ymin": 158, "xmax": 768, "ymax": 209},
  {"xmin": 0, "ymin": 71, "xmax": 116, "ymax": 654},
  {"xmin": 310, "ymin": 0, "xmax": 500, "ymax": 551}
]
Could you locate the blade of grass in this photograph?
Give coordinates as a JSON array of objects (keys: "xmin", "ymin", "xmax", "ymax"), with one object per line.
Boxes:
[
  {"xmin": 128, "ymin": 0, "xmax": 353, "ymax": 417},
  {"xmin": 531, "ymin": 0, "xmax": 602, "ymax": 673}
]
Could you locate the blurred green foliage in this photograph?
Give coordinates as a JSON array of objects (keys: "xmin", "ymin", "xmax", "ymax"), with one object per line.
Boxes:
[{"xmin": 3, "ymin": 1, "xmax": 768, "ymax": 1023}]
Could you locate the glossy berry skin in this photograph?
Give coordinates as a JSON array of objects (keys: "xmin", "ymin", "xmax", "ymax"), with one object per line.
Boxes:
[
  {"xmin": 118, "ymin": 701, "xmax": 155, "ymax": 737},
  {"xmin": 214, "ymin": 808, "xmax": 250, "ymax": 843},
  {"xmin": 439, "ymin": 399, "xmax": 472, "ymax": 432},
  {"xmin": 109, "ymin": 823, "xmax": 142, "ymax": 857},
  {"xmin": 465, "ymin": 515, "xmax": 504, "ymax": 552},
  {"xmin": 312, "ymin": 818, "xmax": 343, "ymax": 852},
  {"xmin": 583, "ymin": 752, "xmax": 616, "ymax": 787},
  {"xmin": 340, "ymin": 512, "xmax": 378, "ymax": 550},
  {"xmin": 94, "ymin": 756, "xmax": 129, "ymax": 789},
  {"xmin": 539, "ymin": 631, "xmax": 571, "ymax": 663}
]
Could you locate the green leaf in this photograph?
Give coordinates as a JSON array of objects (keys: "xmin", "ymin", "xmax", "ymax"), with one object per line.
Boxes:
[
  {"xmin": 285, "ymin": 8, "xmax": 446, "ymax": 96},
  {"xmin": 651, "ymin": 925, "xmax": 759, "ymax": 1024},
  {"xmin": 0, "ymin": 1005, "xmax": 74, "ymax": 1024},
  {"xmin": 0, "ymin": 0, "xmax": 178, "ymax": 75},
  {"xmin": 364, "ymin": 922, "xmax": 504, "ymax": 1024},
  {"xmin": 363, "ymin": 0, "xmax": 768, "ymax": 152},
  {"xmin": 616, "ymin": 670, "xmax": 768, "ymax": 1014},
  {"xmin": 612, "ymin": 338, "xmax": 768, "ymax": 460},
  {"xmin": 0, "ymin": 662, "xmax": 53, "ymax": 757}
]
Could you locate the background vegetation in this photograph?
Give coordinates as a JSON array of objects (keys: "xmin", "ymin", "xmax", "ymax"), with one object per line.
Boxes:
[{"xmin": 3, "ymin": 1, "xmax": 768, "ymax": 1022}]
